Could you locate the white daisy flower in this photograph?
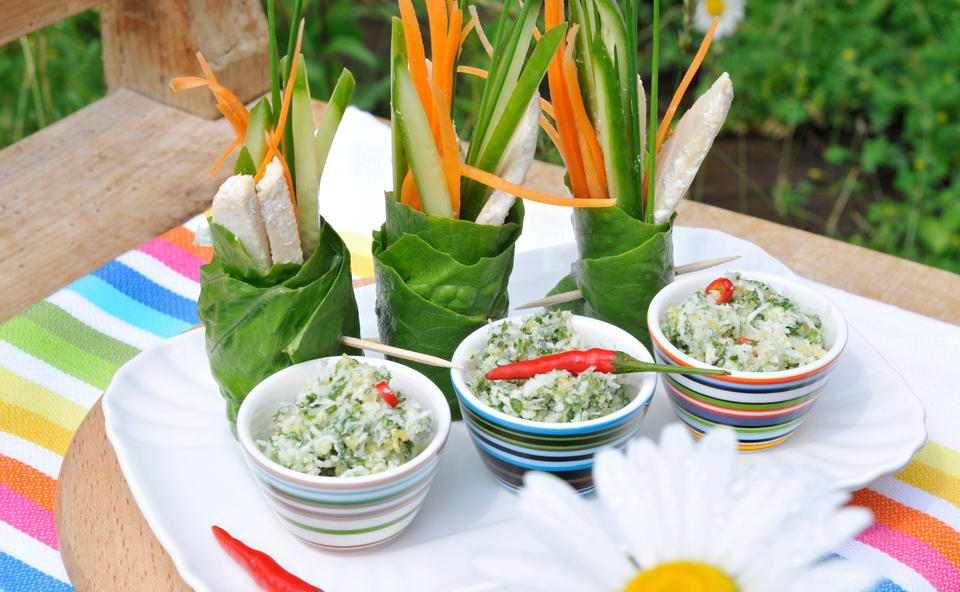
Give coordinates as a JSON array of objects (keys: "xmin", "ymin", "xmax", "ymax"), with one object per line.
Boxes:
[
  {"xmin": 695, "ymin": 0, "xmax": 746, "ymax": 39},
  {"xmin": 475, "ymin": 424, "xmax": 879, "ymax": 592}
]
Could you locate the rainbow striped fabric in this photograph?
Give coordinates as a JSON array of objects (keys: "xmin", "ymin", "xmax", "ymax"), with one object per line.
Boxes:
[{"xmin": 0, "ymin": 217, "xmax": 958, "ymax": 591}]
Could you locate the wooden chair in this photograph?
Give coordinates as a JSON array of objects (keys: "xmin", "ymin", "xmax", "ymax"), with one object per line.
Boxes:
[{"xmin": 0, "ymin": 0, "xmax": 270, "ymax": 321}]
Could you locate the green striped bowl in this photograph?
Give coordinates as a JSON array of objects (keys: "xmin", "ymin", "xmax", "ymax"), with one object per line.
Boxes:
[{"xmin": 236, "ymin": 357, "xmax": 451, "ymax": 553}]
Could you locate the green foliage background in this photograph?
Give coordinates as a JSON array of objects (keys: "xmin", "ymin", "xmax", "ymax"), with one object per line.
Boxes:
[{"xmin": 2, "ymin": 0, "xmax": 958, "ymax": 272}]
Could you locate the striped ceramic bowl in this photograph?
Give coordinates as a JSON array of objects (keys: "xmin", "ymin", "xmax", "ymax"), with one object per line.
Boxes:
[
  {"xmin": 450, "ymin": 315, "xmax": 657, "ymax": 494},
  {"xmin": 236, "ymin": 357, "xmax": 451, "ymax": 553},
  {"xmin": 647, "ymin": 270, "xmax": 848, "ymax": 451}
]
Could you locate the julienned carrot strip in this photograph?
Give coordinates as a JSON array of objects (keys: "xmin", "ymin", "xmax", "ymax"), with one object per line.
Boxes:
[
  {"xmin": 562, "ymin": 27, "xmax": 607, "ymax": 198},
  {"xmin": 456, "ymin": 65, "xmax": 556, "ymax": 121},
  {"xmin": 256, "ymin": 21, "xmax": 303, "ymax": 186},
  {"xmin": 458, "ymin": 65, "xmax": 487, "ymax": 78},
  {"xmin": 210, "ymin": 136, "xmax": 242, "ymax": 176},
  {"xmin": 169, "ymin": 76, "xmax": 211, "ymax": 91},
  {"xmin": 217, "ymin": 104, "xmax": 246, "ymax": 141},
  {"xmin": 655, "ymin": 15, "xmax": 719, "ymax": 152},
  {"xmin": 468, "ymin": 6, "xmax": 493, "ymax": 56},
  {"xmin": 430, "ymin": 81, "xmax": 461, "ymax": 214},
  {"xmin": 460, "ymin": 163, "xmax": 615, "ymax": 208},
  {"xmin": 460, "ymin": 8, "xmax": 476, "ymax": 43},
  {"xmin": 540, "ymin": 98, "xmax": 555, "ymax": 119},
  {"xmin": 195, "ymin": 52, "xmax": 219, "ymax": 84},
  {"xmin": 540, "ymin": 115, "xmax": 561, "ymax": 148}
]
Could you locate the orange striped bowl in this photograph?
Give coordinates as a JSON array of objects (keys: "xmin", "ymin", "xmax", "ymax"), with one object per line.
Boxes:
[
  {"xmin": 236, "ymin": 357, "xmax": 451, "ymax": 553},
  {"xmin": 647, "ymin": 271, "xmax": 848, "ymax": 452}
]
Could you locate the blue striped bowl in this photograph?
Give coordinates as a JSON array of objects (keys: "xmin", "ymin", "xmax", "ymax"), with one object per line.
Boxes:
[
  {"xmin": 236, "ymin": 357, "xmax": 451, "ymax": 553},
  {"xmin": 450, "ymin": 315, "xmax": 657, "ymax": 494},
  {"xmin": 647, "ymin": 270, "xmax": 848, "ymax": 451}
]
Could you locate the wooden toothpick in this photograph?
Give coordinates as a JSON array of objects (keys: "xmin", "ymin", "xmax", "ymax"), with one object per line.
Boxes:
[
  {"xmin": 341, "ymin": 336, "xmax": 462, "ymax": 369},
  {"xmin": 514, "ymin": 255, "xmax": 741, "ymax": 310}
]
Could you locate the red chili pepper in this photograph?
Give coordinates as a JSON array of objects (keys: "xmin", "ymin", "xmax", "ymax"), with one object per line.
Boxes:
[
  {"xmin": 484, "ymin": 348, "xmax": 729, "ymax": 380},
  {"xmin": 211, "ymin": 525, "xmax": 322, "ymax": 592},
  {"xmin": 706, "ymin": 277, "xmax": 734, "ymax": 304},
  {"xmin": 375, "ymin": 381, "xmax": 399, "ymax": 407},
  {"xmin": 738, "ymin": 337, "xmax": 756, "ymax": 344}
]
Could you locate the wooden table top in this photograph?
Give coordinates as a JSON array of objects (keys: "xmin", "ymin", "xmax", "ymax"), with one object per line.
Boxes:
[{"xmin": 30, "ymin": 90, "xmax": 958, "ymax": 590}]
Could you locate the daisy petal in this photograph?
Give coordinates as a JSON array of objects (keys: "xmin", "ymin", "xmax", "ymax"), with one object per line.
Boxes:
[
  {"xmin": 518, "ymin": 472, "xmax": 635, "ymax": 587},
  {"xmin": 594, "ymin": 446, "xmax": 658, "ymax": 567}
]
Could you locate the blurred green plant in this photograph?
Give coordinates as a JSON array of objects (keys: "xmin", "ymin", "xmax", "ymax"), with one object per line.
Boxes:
[
  {"xmin": 655, "ymin": 0, "xmax": 960, "ymax": 272},
  {"xmin": 0, "ymin": 10, "xmax": 104, "ymax": 148}
]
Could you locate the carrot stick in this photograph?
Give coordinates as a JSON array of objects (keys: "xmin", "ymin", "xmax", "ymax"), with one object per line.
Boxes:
[
  {"xmin": 562, "ymin": 27, "xmax": 607, "ymax": 198},
  {"xmin": 430, "ymin": 81, "xmax": 461, "ymax": 215},
  {"xmin": 546, "ymin": 39, "xmax": 590, "ymax": 198},
  {"xmin": 400, "ymin": 170, "xmax": 422, "ymax": 211},
  {"xmin": 655, "ymin": 15, "xmax": 719, "ymax": 152},
  {"xmin": 441, "ymin": 4, "xmax": 463, "ymax": 108},
  {"xmin": 468, "ymin": 6, "xmax": 493, "ymax": 56},
  {"xmin": 398, "ymin": 0, "xmax": 439, "ymax": 143},
  {"xmin": 460, "ymin": 163, "xmax": 615, "ymax": 208},
  {"xmin": 545, "ymin": 0, "xmax": 563, "ymax": 29},
  {"xmin": 425, "ymin": 0, "xmax": 448, "ymax": 70}
]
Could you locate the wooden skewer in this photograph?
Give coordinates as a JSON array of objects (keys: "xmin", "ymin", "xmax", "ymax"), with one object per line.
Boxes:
[
  {"xmin": 340, "ymin": 335, "xmax": 462, "ymax": 369},
  {"xmin": 514, "ymin": 255, "xmax": 742, "ymax": 310}
]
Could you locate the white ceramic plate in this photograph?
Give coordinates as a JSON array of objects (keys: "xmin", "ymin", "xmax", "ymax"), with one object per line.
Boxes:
[{"xmin": 103, "ymin": 228, "xmax": 925, "ymax": 592}]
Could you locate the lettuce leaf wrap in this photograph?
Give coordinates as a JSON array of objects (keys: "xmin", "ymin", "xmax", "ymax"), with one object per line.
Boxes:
[
  {"xmin": 199, "ymin": 221, "xmax": 360, "ymax": 425},
  {"xmin": 549, "ymin": 208, "xmax": 674, "ymax": 345},
  {"xmin": 374, "ymin": 197, "xmax": 523, "ymax": 416}
]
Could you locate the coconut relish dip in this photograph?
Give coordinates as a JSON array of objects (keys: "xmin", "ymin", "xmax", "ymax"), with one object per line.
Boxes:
[
  {"xmin": 257, "ymin": 355, "xmax": 432, "ymax": 477},
  {"xmin": 468, "ymin": 311, "xmax": 628, "ymax": 422},
  {"xmin": 663, "ymin": 273, "xmax": 826, "ymax": 372}
]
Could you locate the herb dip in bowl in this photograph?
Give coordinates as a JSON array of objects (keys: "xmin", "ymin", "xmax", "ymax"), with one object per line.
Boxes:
[
  {"xmin": 451, "ymin": 312, "xmax": 656, "ymax": 494},
  {"xmin": 648, "ymin": 270, "xmax": 847, "ymax": 452}
]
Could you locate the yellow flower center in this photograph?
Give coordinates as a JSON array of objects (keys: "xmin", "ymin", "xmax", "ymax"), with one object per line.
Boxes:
[
  {"xmin": 623, "ymin": 561, "xmax": 737, "ymax": 592},
  {"xmin": 706, "ymin": 0, "xmax": 726, "ymax": 16}
]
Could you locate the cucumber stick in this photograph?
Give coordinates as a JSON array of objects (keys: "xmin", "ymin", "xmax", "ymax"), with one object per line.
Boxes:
[
  {"xmin": 291, "ymin": 56, "xmax": 321, "ymax": 257},
  {"xmin": 391, "ymin": 52, "xmax": 453, "ymax": 218},
  {"xmin": 314, "ymin": 69, "xmax": 355, "ymax": 186},
  {"xmin": 244, "ymin": 98, "xmax": 273, "ymax": 168},
  {"xmin": 390, "ymin": 18, "xmax": 409, "ymax": 200}
]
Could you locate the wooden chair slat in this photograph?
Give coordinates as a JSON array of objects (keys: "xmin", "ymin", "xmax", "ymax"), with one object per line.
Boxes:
[{"xmin": 0, "ymin": 0, "xmax": 98, "ymax": 46}]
